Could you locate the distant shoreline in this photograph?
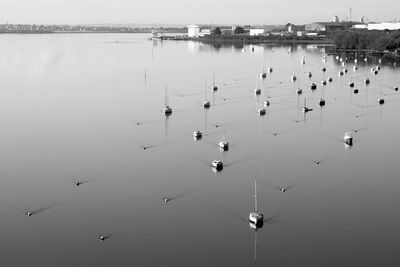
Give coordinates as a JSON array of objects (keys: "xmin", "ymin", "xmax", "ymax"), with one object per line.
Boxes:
[{"xmin": 161, "ymin": 35, "xmax": 336, "ymax": 45}]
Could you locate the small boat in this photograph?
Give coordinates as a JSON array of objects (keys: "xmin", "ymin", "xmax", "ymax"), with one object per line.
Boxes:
[
  {"xmin": 268, "ymin": 67, "xmax": 273, "ymax": 73},
  {"xmin": 163, "ymin": 106, "xmax": 172, "ymax": 115},
  {"xmin": 321, "ymin": 80, "xmax": 327, "ymax": 86},
  {"xmin": 319, "ymin": 99, "xmax": 325, "ymax": 107},
  {"xmin": 378, "ymin": 98, "xmax": 385, "ymax": 105},
  {"xmin": 353, "ymin": 66, "xmax": 358, "ymax": 71},
  {"xmin": 353, "ymin": 89, "xmax": 359, "ymax": 94},
  {"xmin": 349, "ymin": 82, "xmax": 354, "ymax": 88},
  {"xmin": 263, "ymin": 100, "xmax": 270, "ymax": 107},
  {"xmin": 203, "ymin": 101, "xmax": 211, "ymax": 109},
  {"xmin": 338, "ymin": 70, "xmax": 344, "ymax": 76},
  {"xmin": 211, "ymin": 160, "xmax": 223, "ymax": 171},
  {"xmin": 364, "ymin": 78, "xmax": 370, "ymax": 84},
  {"xmin": 258, "ymin": 108, "xmax": 266, "ymax": 116},
  {"xmin": 328, "ymin": 77, "xmax": 333, "ymax": 82},
  {"xmin": 296, "ymin": 88, "xmax": 302, "ymax": 95},
  {"xmin": 193, "ymin": 130, "xmax": 203, "ymax": 139},
  {"xmin": 311, "ymin": 83, "xmax": 317, "ymax": 90},
  {"xmin": 291, "ymin": 73, "xmax": 297, "ymax": 82},
  {"xmin": 395, "ymin": 87, "xmax": 398, "ymax": 91},
  {"xmin": 344, "ymin": 132, "xmax": 353, "ymax": 146},
  {"xmin": 218, "ymin": 138, "xmax": 229, "ymax": 151},
  {"xmin": 321, "ymin": 67, "xmax": 326, "ymax": 72},
  {"xmin": 308, "ymin": 72, "xmax": 312, "ymax": 78}
]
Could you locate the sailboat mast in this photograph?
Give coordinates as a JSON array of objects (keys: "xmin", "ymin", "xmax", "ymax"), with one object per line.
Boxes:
[
  {"xmin": 204, "ymin": 80, "xmax": 207, "ymax": 101},
  {"xmin": 254, "ymin": 176, "xmax": 258, "ymax": 212},
  {"xmin": 213, "ymin": 73, "xmax": 215, "ymax": 87},
  {"xmin": 165, "ymin": 85, "xmax": 168, "ymax": 106},
  {"xmin": 254, "ymin": 229, "xmax": 258, "ymax": 264},
  {"xmin": 262, "ymin": 53, "xmax": 265, "ymax": 73}
]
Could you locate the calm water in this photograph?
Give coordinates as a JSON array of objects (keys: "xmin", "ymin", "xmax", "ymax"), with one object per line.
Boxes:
[{"xmin": 0, "ymin": 33, "xmax": 399, "ymax": 267}]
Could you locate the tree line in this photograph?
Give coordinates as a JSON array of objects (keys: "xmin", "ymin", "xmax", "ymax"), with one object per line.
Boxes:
[{"xmin": 331, "ymin": 30, "xmax": 400, "ymax": 52}]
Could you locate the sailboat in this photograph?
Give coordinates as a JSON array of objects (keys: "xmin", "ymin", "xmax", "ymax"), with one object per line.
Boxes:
[
  {"xmin": 218, "ymin": 128, "xmax": 229, "ymax": 151},
  {"xmin": 212, "ymin": 73, "xmax": 218, "ymax": 91},
  {"xmin": 254, "ymin": 75, "xmax": 261, "ymax": 95},
  {"xmin": 203, "ymin": 80, "xmax": 211, "ymax": 109},
  {"xmin": 163, "ymin": 85, "xmax": 172, "ymax": 115},
  {"xmin": 260, "ymin": 52, "xmax": 267, "ymax": 79},
  {"xmin": 249, "ymin": 176, "xmax": 264, "ymax": 228},
  {"xmin": 302, "ymin": 97, "xmax": 312, "ymax": 113},
  {"xmin": 301, "ymin": 55, "xmax": 306, "ymax": 65}
]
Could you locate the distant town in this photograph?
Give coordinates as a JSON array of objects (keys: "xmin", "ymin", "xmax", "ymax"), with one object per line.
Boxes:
[
  {"xmin": 0, "ymin": 23, "xmax": 186, "ymax": 34},
  {"xmin": 1, "ymin": 15, "xmax": 400, "ymax": 56}
]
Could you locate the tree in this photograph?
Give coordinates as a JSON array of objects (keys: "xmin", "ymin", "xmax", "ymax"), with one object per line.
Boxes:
[
  {"xmin": 212, "ymin": 27, "xmax": 222, "ymax": 35},
  {"xmin": 234, "ymin": 26, "xmax": 245, "ymax": 34}
]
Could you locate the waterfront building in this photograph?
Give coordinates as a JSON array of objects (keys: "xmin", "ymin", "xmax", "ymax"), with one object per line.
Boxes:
[
  {"xmin": 250, "ymin": 29, "xmax": 265, "ymax": 36},
  {"xmin": 188, "ymin": 24, "xmax": 200, "ymax": 38}
]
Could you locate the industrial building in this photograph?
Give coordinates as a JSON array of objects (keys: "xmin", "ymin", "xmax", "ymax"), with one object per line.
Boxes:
[{"xmin": 353, "ymin": 22, "xmax": 400, "ymax": 31}]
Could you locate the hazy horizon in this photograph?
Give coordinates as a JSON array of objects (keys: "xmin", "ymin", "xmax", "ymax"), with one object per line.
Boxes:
[{"xmin": 0, "ymin": 0, "xmax": 399, "ymax": 25}]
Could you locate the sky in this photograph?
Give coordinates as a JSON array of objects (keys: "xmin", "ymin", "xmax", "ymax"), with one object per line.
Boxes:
[{"xmin": 0, "ymin": 0, "xmax": 399, "ymax": 25}]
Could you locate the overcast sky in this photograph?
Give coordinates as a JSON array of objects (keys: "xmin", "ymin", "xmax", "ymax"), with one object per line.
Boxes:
[{"xmin": 0, "ymin": 0, "xmax": 399, "ymax": 25}]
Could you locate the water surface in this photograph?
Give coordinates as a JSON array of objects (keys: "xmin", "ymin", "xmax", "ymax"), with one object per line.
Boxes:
[{"xmin": 0, "ymin": 33, "xmax": 399, "ymax": 266}]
